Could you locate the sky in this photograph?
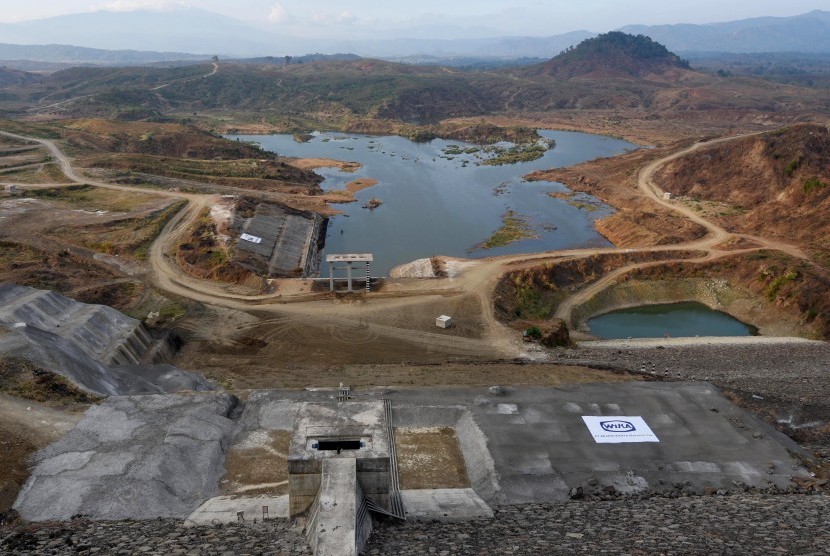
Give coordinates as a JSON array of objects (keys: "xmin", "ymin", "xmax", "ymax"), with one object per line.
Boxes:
[{"xmin": 0, "ymin": 0, "xmax": 826, "ymax": 38}]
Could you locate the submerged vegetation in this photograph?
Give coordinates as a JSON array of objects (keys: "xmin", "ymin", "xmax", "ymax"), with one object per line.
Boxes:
[
  {"xmin": 482, "ymin": 141, "xmax": 552, "ymax": 166},
  {"xmin": 479, "ymin": 210, "xmax": 538, "ymax": 249},
  {"xmin": 441, "ymin": 137, "xmax": 555, "ymax": 166}
]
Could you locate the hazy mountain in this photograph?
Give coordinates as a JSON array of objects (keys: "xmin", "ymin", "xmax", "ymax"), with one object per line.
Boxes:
[
  {"xmin": 0, "ymin": 8, "xmax": 282, "ymax": 56},
  {"xmin": 339, "ymin": 31, "xmax": 596, "ymax": 58},
  {"xmin": 621, "ymin": 10, "xmax": 830, "ymax": 53},
  {"xmin": 0, "ymin": 43, "xmax": 208, "ymax": 67},
  {"xmin": 1, "ymin": 8, "xmax": 828, "ymax": 62},
  {"xmin": 0, "ymin": 8, "xmax": 591, "ymax": 59}
]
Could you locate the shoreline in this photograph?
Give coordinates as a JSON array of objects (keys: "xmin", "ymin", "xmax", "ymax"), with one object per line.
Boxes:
[{"xmin": 581, "ymin": 336, "xmax": 824, "ymax": 348}]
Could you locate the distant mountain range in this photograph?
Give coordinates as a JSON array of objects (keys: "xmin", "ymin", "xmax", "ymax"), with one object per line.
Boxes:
[
  {"xmin": 0, "ymin": 9, "xmax": 828, "ymax": 66},
  {"xmin": 621, "ymin": 10, "xmax": 830, "ymax": 53},
  {"xmin": 0, "ymin": 43, "xmax": 208, "ymax": 67}
]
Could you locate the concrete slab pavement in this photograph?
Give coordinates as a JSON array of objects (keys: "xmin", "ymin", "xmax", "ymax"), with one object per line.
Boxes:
[
  {"xmin": 185, "ymin": 495, "xmax": 289, "ymax": 525},
  {"xmin": 400, "ymin": 489, "xmax": 493, "ymax": 521}
]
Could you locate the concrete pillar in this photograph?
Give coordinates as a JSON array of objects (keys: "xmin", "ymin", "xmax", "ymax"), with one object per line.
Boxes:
[
  {"xmin": 329, "ymin": 262, "xmax": 335, "ymax": 292},
  {"xmin": 347, "ymin": 262, "xmax": 353, "ymax": 293}
]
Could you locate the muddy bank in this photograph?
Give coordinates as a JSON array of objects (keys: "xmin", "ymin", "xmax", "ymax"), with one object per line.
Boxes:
[
  {"xmin": 290, "ymin": 157, "xmax": 361, "ymax": 172},
  {"xmin": 625, "ymin": 253, "xmax": 830, "ymax": 340},
  {"xmin": 493, "ymin": 250, "xmax": 704, "ymax": 323}
]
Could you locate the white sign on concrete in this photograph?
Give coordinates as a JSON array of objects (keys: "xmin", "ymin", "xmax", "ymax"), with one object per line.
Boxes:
[
  {"xmin": 240, "ymin": 233, "xmax": 262, "ymax": 244},
  {"xmin": 581, "ymin": 416, "xmax": 660, "ymax": 444}
]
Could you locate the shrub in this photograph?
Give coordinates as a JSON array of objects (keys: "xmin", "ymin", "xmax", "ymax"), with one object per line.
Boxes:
[
  {"xmin": 803, "ymin": 176, "xmax": 828, "ymax": 195},
  {"xmin": 784, "ymin": 158, "xmax": 800, "ymax": 177}
]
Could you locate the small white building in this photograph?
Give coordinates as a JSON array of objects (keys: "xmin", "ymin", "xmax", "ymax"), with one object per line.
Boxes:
[
  {"xmin": 435, "ymin": 315, "xmax": 453, "ymax": 329},
  {"xmin": 663, "ymin": 192, "xmax": 673, "ymax": 200}
]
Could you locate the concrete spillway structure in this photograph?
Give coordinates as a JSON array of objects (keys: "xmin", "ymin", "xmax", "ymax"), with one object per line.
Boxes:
[
  {"xmin": 288, "ymin": 400, "xmax": 406, "ymax": 555},
  {"xmin": 13, "ymin": 384, "xmax": 818, "ymax": 553},
  {"xmin": 305, "ymin": 458, "xmax": 374, "ymax": 556},
  {"xmin": 234, "ymin": 203, "xmax": 324, "ymax": 278}
]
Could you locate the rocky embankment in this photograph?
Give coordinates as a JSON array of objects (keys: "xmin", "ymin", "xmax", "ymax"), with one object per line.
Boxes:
[
  {"xmin": 0, "ymin": 518, "xmax": 310, "ymax": 555},
  {"xmin": 365, "ymin": 495, "xmax": 830, "ymax": 555},
  {"xmin": 562, "ymin": 339, "xmax": 830, "ymax": 447},
  {"xmin": 3, "ymin": 495, "xmax": 827, "ymax": 555}
]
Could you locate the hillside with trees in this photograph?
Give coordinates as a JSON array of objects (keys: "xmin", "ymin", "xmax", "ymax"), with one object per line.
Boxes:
[{"xmin": 524, "ymin": 32, "xmax": 693, "ymax": 80}]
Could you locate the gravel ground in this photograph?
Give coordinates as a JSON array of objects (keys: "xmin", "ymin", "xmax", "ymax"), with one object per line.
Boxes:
[
  {"xmin": 0, "ymin": 519, "xmax": 311, "ymax": 555},
  {"xmin": 555, "ymin": 340, "xmax": 830, "ymax": 425},
  {"xmin": 366, "ymin": 494, "xmax": 830, "ymax": 555},
  {"xmin": 3, "ymin": 495, "xmax": 828, "ymax": 555}
]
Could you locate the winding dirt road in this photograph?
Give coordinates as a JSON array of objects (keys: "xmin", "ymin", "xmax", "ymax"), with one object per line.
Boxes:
[{"xmin": 0, "ymin": 128, "xmax": 809, "ymax": 360}]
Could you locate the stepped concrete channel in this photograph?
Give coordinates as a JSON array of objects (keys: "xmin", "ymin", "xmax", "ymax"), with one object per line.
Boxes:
[
  {"xmin": 0, "ymin": 284, "xmax": 212, "ymax": 395},
  {"xmin": 11, "ymin": 383, "xmax": 815, "ymax": 555}
]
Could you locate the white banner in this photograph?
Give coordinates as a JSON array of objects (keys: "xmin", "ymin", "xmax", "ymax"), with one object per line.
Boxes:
[
  {"xmin": 240, "ymin": 233, "xmax": 262, "ymax": 244},
  {"xmin": 581, "ymin": 416, "xmax": 659, "ymax": 444}
]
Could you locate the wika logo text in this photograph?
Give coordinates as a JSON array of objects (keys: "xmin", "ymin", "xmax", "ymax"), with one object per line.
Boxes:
[{"xmin": 600, "ymin": 420, "xmax": 636, "ymax": 433}]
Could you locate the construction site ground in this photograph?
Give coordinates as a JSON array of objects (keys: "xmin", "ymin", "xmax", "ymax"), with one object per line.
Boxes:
[{"xmin": 1, "ymin": 121, "xmax": 829, "ymax": 528}]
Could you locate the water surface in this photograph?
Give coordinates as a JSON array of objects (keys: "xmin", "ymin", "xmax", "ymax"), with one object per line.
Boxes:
[
  {"xmin": 588, "ymin": 302, "xmax": 759, "ymax": 339},
  {"xmin": 230, "ymin": 130, "xmax": 638, "ymax": 274}
]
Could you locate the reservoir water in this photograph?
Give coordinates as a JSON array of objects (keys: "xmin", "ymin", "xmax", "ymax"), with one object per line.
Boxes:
[
  {"xmin": 587, "ymin": 302, "xmax": 759, "ymax": 339},
  {"xmin": 229, "ymin": 130, "xmax": 638, "ymax": 274}
]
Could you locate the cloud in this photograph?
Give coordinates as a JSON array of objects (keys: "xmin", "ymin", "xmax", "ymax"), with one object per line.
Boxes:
[
  {"xmin": 98, "ymin": 0, "xmax": 188, "ymax": 11},
  {"xmin": 268, "ymin": 2, "xmax": 293, "ymax": 24}
]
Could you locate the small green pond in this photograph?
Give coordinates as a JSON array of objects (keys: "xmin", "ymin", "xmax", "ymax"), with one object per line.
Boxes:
[{"xmin": 587, "ymin": 301, "xmax": 758, "ymax": 339}]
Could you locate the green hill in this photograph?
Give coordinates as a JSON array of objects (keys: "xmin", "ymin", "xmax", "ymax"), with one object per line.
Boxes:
[{"xmin": 525, "ymin": 32, "xmax": 691, "ymax": 80}]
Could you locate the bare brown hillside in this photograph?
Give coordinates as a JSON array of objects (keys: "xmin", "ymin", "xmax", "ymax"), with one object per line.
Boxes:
[{"xmin": 656, "ymin": 124, "xmax": 830, "ymax": 263}]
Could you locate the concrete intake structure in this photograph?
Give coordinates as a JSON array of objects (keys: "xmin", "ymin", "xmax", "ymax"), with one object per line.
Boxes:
[
  {"xmin": 288, "ymin": 401, "xmax": 392, "ymax": 517},
  {"xmin": 326, "ymin": 254, "xmax": 373, "ymax": 293}
]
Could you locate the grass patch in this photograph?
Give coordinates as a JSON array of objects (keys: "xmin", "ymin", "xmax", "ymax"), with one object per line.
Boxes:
[
  {"xmin": 784, "ymin": 158, "xmax": 800, "ymax": 177},
  {"xmin": 0, "ymin": 162, "xmax": 69, "ymax": 184},
  {"xmin": 0, "ymin": 356, "xmax": 101, "ymax": 405},
  {"xmin": 49, "ymin": 199, "xmax": 186, "ymax": 260},
  {"xmin": 0, "ymin": 241, "xmax": 42, "ymax": 266},
  {"xmin": 803, "ymin": 176, "xmax": 828, "ymax": 195},
  {"xmin": 761, "ymin": 267, "xmax": 800, "ymax": 300},
  {"xmin": 443, "ymin": 144, "xmax": 481, "ymax": 156},
  {"xmin": 568, "ymin": 199, "xmax": 602, "ymax": 212},
  {"xmin": 26, "ymin": 184, "xmax": 163, "ymax": 212},
  {"xmin": 479, "ymin": 210, "xmax": 538, "ymax": 249},
  {"xmin": 157, "ymin": 301, "xmax": 188, "ymax": 323}
]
